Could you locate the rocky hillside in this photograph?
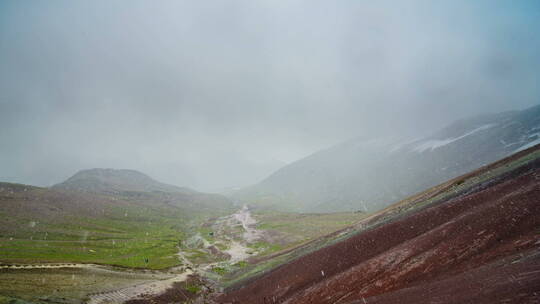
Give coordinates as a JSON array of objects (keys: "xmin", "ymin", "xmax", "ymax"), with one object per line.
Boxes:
[
  {"xmin": 218, "ymin": 144, "xmax": 540, "ymax": 304},
  {"xmin": 236, "ymin": 105, "xmax": 540, "ymax": 212}
]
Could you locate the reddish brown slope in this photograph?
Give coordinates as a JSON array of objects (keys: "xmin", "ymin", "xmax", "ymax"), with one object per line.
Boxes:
[
  {"xmin": 347, "ymin": 252, "xmax": 540, "ymax": 304},
  {"xmin": 218, "ymin": 150, "xmax": 540, "ymax": 304}
]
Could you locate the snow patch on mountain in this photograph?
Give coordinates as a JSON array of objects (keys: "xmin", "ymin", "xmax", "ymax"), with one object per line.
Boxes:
[
  {"xmin": 413, "ymin": 124, "xmax": 496, "ymax": 153},
  {"xmin": 513, "ymin": 132, "xmax": 540, "ymax": 153}
]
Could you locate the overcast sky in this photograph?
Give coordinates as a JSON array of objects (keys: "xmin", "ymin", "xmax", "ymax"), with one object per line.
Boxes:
[{"xmin": 1, "ymin": 1, "xmax": 539, "ymax": 191}]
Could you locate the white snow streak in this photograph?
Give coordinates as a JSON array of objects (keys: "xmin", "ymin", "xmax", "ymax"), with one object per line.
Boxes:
[
  {"xmin": 513, "ymin": 132, "xmax": 540, "ymax": 153},
  {"xmin": 413, "ymin": 124, "xmax": 496, "ymax": 153}
]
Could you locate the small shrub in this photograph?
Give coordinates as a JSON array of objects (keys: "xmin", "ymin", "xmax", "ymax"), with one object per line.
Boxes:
[
  {"xmin": 233, "ymin": 261, "xmax": 248, "ymax": 268},
  {"xmin": 185, "ymin": 284, "xmax": 201, "ymax": 294},
  {"xmin": 212, "ymin": 266, "xmax": 227, "ymax": 275}
]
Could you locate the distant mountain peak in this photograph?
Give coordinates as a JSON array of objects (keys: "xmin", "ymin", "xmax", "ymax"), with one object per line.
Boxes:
[
  {"xmin": 70, "ymin": 168, "xmax": 151, "ymax": 179},
  {"xmin": 53, "ymin": 168, "xmax": 194, "ymax": 195}
]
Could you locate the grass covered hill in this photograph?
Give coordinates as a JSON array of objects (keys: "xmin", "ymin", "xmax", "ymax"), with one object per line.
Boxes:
[{"xmin": 0, "ymin": 169, "xmax": 235, "ymax": 269}]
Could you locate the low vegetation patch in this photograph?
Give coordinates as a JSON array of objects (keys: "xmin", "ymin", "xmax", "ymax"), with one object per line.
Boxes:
[{"xmin": 212, "ymin": 266, "xmax": 228, "ymax": 275}]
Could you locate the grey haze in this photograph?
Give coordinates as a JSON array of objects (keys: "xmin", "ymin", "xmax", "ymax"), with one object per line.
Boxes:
[{"xmin": 1, "ymin": 1, "xmax": 539, "ymax": 191}]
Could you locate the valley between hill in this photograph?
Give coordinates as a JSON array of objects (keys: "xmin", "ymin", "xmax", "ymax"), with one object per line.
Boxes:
[
  {"xmin": 0, "ymin": 185, "xmax": 365, "ymax": 304},
  {"xmin": 2, "ymin": 146, "xmax": 539, "ymax": 304}
]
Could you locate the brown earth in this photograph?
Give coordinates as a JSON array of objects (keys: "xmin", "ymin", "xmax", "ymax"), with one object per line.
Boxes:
[
  {"xmin": 217, "ymin": 146, "xmax": 540, "ymax": 304},
  {"xmin": 125, "ymin": 275, "xmax": 207, "ymax": 304},
  {"xmin": 347, "ymin": 250, "xmax": 540, "ymax": 304}
]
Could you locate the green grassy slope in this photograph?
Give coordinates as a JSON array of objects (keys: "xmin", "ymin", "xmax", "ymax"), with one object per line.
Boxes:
[
  {"xmin": 0, "ymin": 184, "xmax": 234, "ymax": 269},
  {"xmin": 254, "ymin": 211, "xmax": 367, "ymax": 242}
]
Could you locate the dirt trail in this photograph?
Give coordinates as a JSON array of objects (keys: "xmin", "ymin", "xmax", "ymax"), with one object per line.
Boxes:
[
  {"xmin": 0, "ymin": 263, "xmax": 96, "ymax": 270},
  {"xmin": 0, "ymin": 263, "xmax": 184, "ymax": 303},
  {"xmin": 87, "ymin": 270, "xmax": 193, "ymax": 304}
]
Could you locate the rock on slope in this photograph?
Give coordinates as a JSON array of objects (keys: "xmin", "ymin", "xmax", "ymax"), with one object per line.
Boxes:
[
  {"xmin": 236, "ymin": 105, "xmax": 540, "ymax": 213},
  {"xmin": 218, "ymin": 144, "xmax": 540, "ymax": 304}
]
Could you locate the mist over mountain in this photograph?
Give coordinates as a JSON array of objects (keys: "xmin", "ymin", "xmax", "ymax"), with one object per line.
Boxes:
[
  {"xmin": 2, "ymin": 1, "xmax": 540, "ymax": 190},
  {"xmin": 52, "ymin": 168, "xmax": 194, "ymax": 195},
  {"xmin": 51, "ymin": 168, "xmax": 235, "ymax": 213},
  {"xmin": 236, "ymin": 105, "xmax": 540, "ymax": 212}
]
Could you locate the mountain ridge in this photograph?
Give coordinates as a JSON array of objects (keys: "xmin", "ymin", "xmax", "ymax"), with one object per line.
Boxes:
[{"xmin": 235, "ymin": 104, "xmax": 540, "ymax": 213}]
